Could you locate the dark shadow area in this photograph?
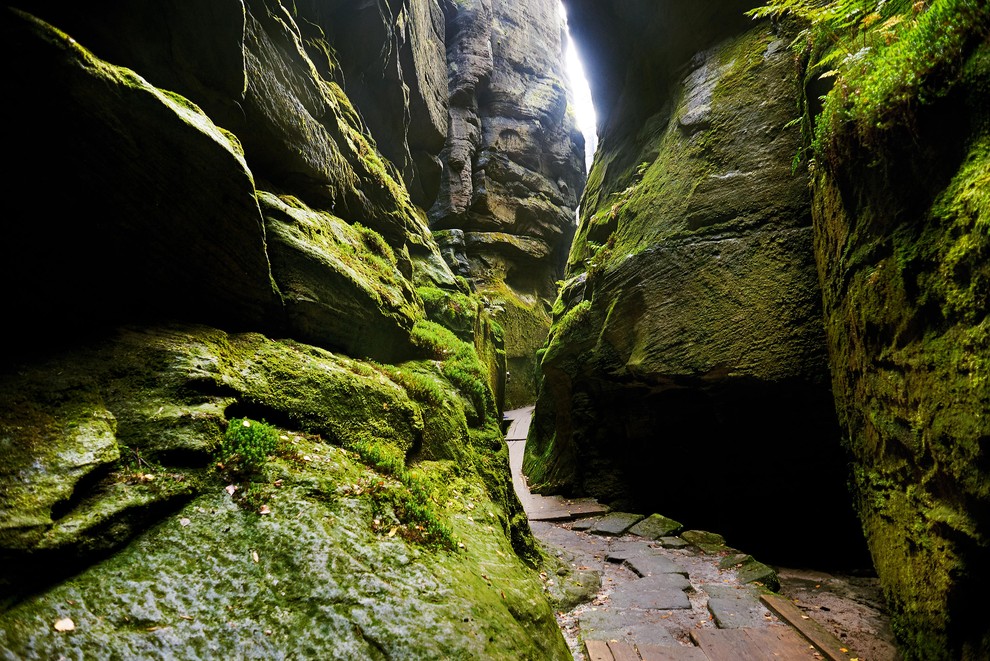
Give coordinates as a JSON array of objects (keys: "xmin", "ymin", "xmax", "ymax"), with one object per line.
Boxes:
[{"xmin": 575, "ymin": 379, "xmax": 873, "ymax": 572}]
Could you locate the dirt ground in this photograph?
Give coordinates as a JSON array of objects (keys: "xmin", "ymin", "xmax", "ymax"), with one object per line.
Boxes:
[{"xmin": 776, "ymin": 567, "xmax": 902, "ymax": 661}]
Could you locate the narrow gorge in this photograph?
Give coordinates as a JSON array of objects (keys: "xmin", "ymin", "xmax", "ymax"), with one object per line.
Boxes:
[{"xmin": 1, "ymin": 1, "xmax": 987, "ymax": 660}]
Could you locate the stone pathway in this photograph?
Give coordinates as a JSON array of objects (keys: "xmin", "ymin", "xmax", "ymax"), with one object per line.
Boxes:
[
  {"xmin": 506, "ymin": 407, "xmax": 609, "ymax": 522},
  {"xmin": 504, "ymin": 407, "xmax": 859, "ymax": 661}
]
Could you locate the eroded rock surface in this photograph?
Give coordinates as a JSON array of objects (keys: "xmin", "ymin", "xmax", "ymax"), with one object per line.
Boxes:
[
  {"xmin": 0, "ymin": 2, "xmax": 572, "ymax": 657},
  {"xmin": 525, "ymin": 8, "xmax": 865, "ymax": 567},
  {"xmin": 432, "ymin": 0, "xmax": 587, "ymax": 408}
]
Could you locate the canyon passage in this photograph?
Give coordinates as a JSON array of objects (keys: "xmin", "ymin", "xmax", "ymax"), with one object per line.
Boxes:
[{"xmin": 1, "ymin": 1, "xmax": 987, "ymax": 660}]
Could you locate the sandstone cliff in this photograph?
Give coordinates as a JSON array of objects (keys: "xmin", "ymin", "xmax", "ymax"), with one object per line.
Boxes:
[
  {"xmin": 531, "ymin": 1, "xmax": 989, "ymax": 658},
  {"xmin": 431, "ymin": 0, "xmax": 587, "ymax": 408},
  {"xmin": 0, "ymin": 2, "xmax": 573, "ymax": 657},
  {"xmin": 525, "ymin": 0, "xmax": 865, "ymax": 566}
]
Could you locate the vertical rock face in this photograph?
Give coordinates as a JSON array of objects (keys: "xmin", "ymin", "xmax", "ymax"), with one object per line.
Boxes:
[
  {"xmin": 431, "ymin": 0, "xmax": 587, "ymax": 408},
  {"xmin": 0, "ymin": 2, "xmax": 573, "ymax": 657},
  {"xmin": 807, "ymin": 5, "xmax": 989, "ymax": 656},
  {"xmin": 292, "ymin": 0, "xmax": 450, "ymax": 207},
  {"xmin": 526, "ymin": 0, "xmax": 866, "ymax": 567},
  {"xmin": 540, "ymin": 0, "xmax": 989, "ymax": 657}
]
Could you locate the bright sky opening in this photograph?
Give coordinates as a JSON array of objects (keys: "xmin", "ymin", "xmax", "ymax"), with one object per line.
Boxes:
[{"xmin": 560, "ymin": 2, "xmax": 597, "ymax": 170}]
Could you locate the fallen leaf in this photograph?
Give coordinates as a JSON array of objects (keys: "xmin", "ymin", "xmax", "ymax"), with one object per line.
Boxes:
[
  {"xmin": 54, "ymin": 618, "xmax": 75, "ymax": 632},
  {"xmin": 225, "ymin": 485, "xmax": 237, "ymax": 496},
  {"xmin": 180, "ymin": 518, "xmax": 191, "ymax": 527},
  {"xmin": 252, "ymin": 550, "xmax": 259, "ymax": 563},
  {"xmin": 388, "ymin": 527, "xmax": 398, "ymax": 537},
  {"xmin": 179, "ymin": 615, "xmax": 193, "ymax": 621},
  {"xmin": 840, "ymin": 648, "xmax": 848, "ymax": 653}
]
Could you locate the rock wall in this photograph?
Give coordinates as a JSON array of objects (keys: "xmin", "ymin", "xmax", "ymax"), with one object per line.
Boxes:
[
  {"xmin": 805, "ymin": 3, "xmax": 989, "ymax": 657},
  {"xmin": 526, "ymin": 0, "xmax": 867, "ymax": 567},
  {"xmin": 0, "ymin": 2, "xmax": 572, "ymax": 657},
  {"xmin": 537, "ymin": 0, "xmax": 989, "ymax": 658},
  {"xmin": 431, "ymin": 0, "xmax": 587, "ymax": 408}
]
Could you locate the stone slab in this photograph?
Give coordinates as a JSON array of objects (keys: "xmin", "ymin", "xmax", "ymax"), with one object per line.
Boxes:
[
  {"xmin": 609, "ymin": 575, "xmax": 692, "ymax": 610},
  {"xmin": 589, "ymin": 512, "xmax": 645, "ymax": 536},
  {"xmin": 571, "ymin": 518, "xmax": 597, "ymax": 531},
  {"xmin": 657, "ymin": 536, "xmax": 690, "ymax": 549},
  {"xmin": 703, "ymin": 584, "xmax": 771, "ymax": 629},
  {"xmin": 579, "ymin": 609, "xmax": 679, "ymax": 646},
  {"xmin": 680, "ymin": 530, "xmax": 725, "ymax": 546},
  {"xmin": 737, "ymin": 559, "xmax": 779, "ymax": 591},
  {"xmin": 624, "ymin": 554, "xmax": 687, "ymax": 578},
  {"xmin": 629, "ymin": 513, "xmax": 684, "ymax": 539}
]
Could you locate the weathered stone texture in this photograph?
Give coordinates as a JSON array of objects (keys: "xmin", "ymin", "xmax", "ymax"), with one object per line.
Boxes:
[
  {"xmin": 0, "ymin": 2, "xmax": 569, "ymax": 658},
  {"xmin": 432, "ymin": 0, "xmax": 587, "ymax": 408},
  {"xmin": 525, "ymin": 8, "xmax": 863, "ymax": 566},
  {"xmin": 810, "ymin": 23, "xmax": 989, "ymax": 657}
]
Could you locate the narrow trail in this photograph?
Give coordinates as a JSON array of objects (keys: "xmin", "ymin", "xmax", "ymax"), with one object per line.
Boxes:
[{"xmin": 503, "ymin": 408, "xmax": 900, "ymax": 661}]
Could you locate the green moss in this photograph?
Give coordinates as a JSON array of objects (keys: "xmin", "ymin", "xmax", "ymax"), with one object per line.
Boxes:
[
  {"xmin": 542, "ymin": 300, "xmax": 591, "ymax": 364},
  {"xmin": 217, "ymin": 418, "xmax": 280, "ymax": 476},
  {"xmin": 410, "ymin": 321, "xmax": 495, "ymax": 420},
  {"xmin": 417, "ymin": 286, "xmax": 479, "ymax": 340}
]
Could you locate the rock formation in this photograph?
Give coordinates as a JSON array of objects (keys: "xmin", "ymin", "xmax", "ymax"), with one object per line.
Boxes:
[
  {"xmin": 525, "ymin": 0, "xmax": 865, "ymax": 565},
  {"xmin": 431, "ymin": 0, "xmax": 587, "ymax": 408},
  {"xmin": 530, "ymin": 0, "xmax": 989, "ymax": 658},
  {"xmin": 0, "ymin": 2, "xmax": 575, "ymax": 657}
]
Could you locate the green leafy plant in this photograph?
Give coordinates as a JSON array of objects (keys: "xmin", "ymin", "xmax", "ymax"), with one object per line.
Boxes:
[{"xmin": 217, "ymin": 417, "xmax": 280, "ymax": 475}]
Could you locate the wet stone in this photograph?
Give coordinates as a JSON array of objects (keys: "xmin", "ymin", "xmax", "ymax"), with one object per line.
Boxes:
[
  {"xmin": 718, "ymin": 553, "xmax": 753, "ymax": 570},
  {"xmin": 703, "ymin": 584, "xmax": 771, "ymax": 629},
  {"xmin": 657, "ymin": 536, "xmax": 690, "ymax": 549},
  {"xmin": 737, "ymin": 559, "xmax": 779, "ymax": 591},
  {"xmin": 589, "ymin": 512, "xmax": 645, "ymax": 536},
  {"xmin": 624, "ymin": 554, "xmax": 687, "ymax": 578},
  {"xmin": 578, "ymin": 609, "xmax": 679, "ymax": 647},
  {"xmin": 629, "ymin": 513, "xmax": 684, "ymax": 539},
  {"xmin": 571, "ymin": 518, "xmax": 597, "ymax": 531},
  {"xmin": 680, "ymin": 530, "xmax": 725, "ymax": 547},
  {"xmin": 609, "ymin": 575, "xmax": 692, "ymax": 610}
]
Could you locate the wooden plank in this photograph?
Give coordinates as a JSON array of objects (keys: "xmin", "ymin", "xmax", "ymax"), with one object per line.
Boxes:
[
  {"xmin": 585, "ymin": 639, "xmax": 614, "ymax": 661},
  {"xmin": 637, "ymin": 643, "xmax": 709, "ymax": 660},
  {"xmin": 607, "ymin": 640, "xmax": 641, "ymax": 661},
  {"xmin": 761, "ymin": 594, "xmax": 857, "ymax": 661},
  {"xmin": 691, "ymin": 628, "xmax": 767, "ymax": 660},
  {"xmin": 742, "ymin": 626, "xmax": 820, "ymax": 659}
]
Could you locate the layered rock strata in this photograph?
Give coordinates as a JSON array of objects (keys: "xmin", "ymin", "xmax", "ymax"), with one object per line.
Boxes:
[
  {"xmin": 526, "ymin": 1, "xmax": 865, "ymax": 567},
  {"xmin": 0, "ymin": 2, "xmax": 571, "ymax": 657},
  {"xmin": 431, "ymin": 0, "xmax": 587, "ymax": 408}
]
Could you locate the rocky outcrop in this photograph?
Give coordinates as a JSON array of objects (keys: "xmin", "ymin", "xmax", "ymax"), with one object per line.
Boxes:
[
  {"xmin": 525, "ymin": 1, "xmax": 866, "ymax": 567},
  {"xmin": 536, "ymin": 0, "xmax": 989, "ymax": 658},
  {"xmin": 0, "ymin": 326, "xmax": 566, "ymax": 658},
  {"xmin": 431, "ymin": 0, "xmax": 587, "ymax": 408},
  {"xmin": 0, "ymin": 2, "xmax": 570, "ymax": 657},
  {"xmin": 806, "ymin": 4, "xmax": 989, "ymax": 657}
]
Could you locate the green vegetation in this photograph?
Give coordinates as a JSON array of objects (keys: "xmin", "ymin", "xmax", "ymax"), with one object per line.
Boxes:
[
  {"xmin": 344, "ymin": 434, "xmax": 456, "ymax": 549},
  {"xmin": 217, "ymin": 418, "xmax": 280, "ymax": 476},
  {"xmin": 417, "ymin": 286, "xmax": 478, "ymax": 339},
  {"xmin": 748, "ymin": 0, "xmax": 990, "ymax": 166},
  {"xmin": 410, "ymin": 320, "xmax": 495, "ymax": 419}
]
